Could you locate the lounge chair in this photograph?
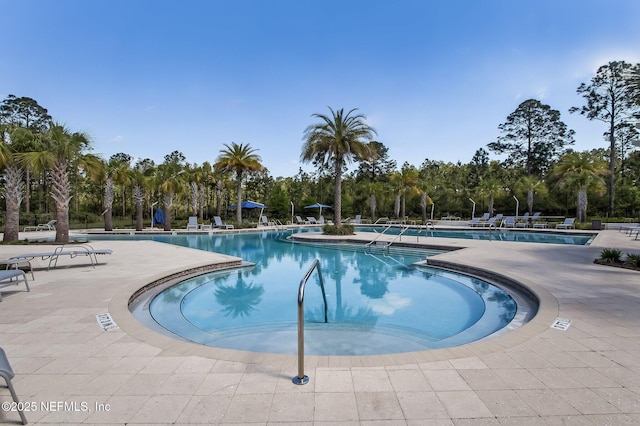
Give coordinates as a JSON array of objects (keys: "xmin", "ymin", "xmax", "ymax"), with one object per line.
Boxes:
[
  {"xmin": 260, "ymin": 216, "xmax": 275, "ymax": 226},
  {"xmin": 0, "ymin": 348, "xmax": 28, "ymax": 424},
  {"xmin": 213, "ymin": 216, "xmax": 234, "ymax": 229},
  {"xmin": 23, "ymin": 219, "xmax": 57, "ymax": 232},
  {"xmin": 481, "ymin": 216, "xmax": 500, "ymax": 227},
  {"xmin": 352, "ymin": 214, "xmax": 362, "ymax": 224},
  {"xmin": 556, "ymin": 218, "xmax": 575, "ymax": 229},
  {"xmin": 307, "ymin": 217, "xmax": 318, "ymax": 225},
  {"xmin": 295, "ymin": 216, "xmax": 309, "ymax": 225},
  {"xmin": 502, "ymin": 216, "xmax": 516, "ymax": 228},
  {"xmin": 468, "ymin": 217, "xmax": 482, "ymax": 227},
  {"xmin": 186, "ymin": 216, "xmax": 199, "ymax": 230},
  {"xmin": 0, "ymin": 269, "xmax": 30, "ymax": 302},
  {"xmin": 9, "ymin": 244, "xmax": 113, "ymax": 271},
  {"xmin": 515, "ymin": 212, "xmax": 530, "ymax": 227}
]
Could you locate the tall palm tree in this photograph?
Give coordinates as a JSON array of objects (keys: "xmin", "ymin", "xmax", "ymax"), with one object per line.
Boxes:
[
  {"xmin": 214, "ymin": 142, "xmax": 263, "ymax": 224},
  {"xmin": 515, "ymin": 175, "xmax": 548, "ymax": 215},
  {"xmin": 155, "ymin": 163, "xmax": 185, "ymax": 231},
  {"xmin": 0, "ymin": 125, "xmax": 24, "ymax": 242},
  {"xmin": 390, "ymin": 166, "xmax": 419, "ymax": 220},
  {"xmin": 553, "ymin": 151, "xmax": 607, "ymax": 222},
  {"xmin": 301, "ymin": 107, "xmax": 376, "ymax": 226},
  {"xmin": 476, "ymin": 178, "xmax": 503, "ymax": 216},
  {"xmin": 18, "ymin": 123, "xmax": 95, "ymax": 243}
]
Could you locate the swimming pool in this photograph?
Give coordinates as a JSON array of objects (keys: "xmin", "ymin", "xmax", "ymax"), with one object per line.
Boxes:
[{"xmin": 107, "ymin": 230, "xmax": 535, "ymax": 356}]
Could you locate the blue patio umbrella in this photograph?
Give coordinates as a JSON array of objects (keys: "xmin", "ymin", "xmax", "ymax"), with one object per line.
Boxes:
[
  {"xmin": 229, "ymin": 200, "xmax": 267, "ymax": 218},
  {"xmin": 153, "ymin": 208, "xmax": 165, "ymax": 225},
  {"xmin": 304, "ymin": 203, "xmax": 332, "ymax": 218}
]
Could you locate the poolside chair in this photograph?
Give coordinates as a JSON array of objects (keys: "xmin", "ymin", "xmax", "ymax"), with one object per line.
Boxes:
[
  {"xmin": 352, "ymin": 214, "xmax": 362, "ymax": 224},
  {"xmin": 556, "ymin": 217, "xmax": 575, "ymax": 229},
  {"xmin": 468, "ymin": 217, "xmax": 482, "ymax": 227},
  {"xmin": 515, "ymin": 212, "xmax": 530, "ymax": 228},
  {"xmin": 0, "ymin": 348, "xmax": 28, "ymax": 424},
  {"xmin": 295, "ymin": 216, "xmax": 308, "ymax": 225},
  {"xmin": 23, "ymin": 219, "xmax": 57, "ymax": 232},
  {"xmin": 307, "ymin": 217, "xmax": 318, "ymax": 225},
  {"xmin": 260, "ymin": 216, "xmax": 275, "ymax": 226},
  {"xmin": 481, "ymin": 216, "xmax": 500, "ymax": 227},
  {"xmin": 502, "ymin": 216, "xmax": 516, "ymax": 228},
  {"xmin": 186, "ymin": 216, "xmax": 199, "ymax": 230},
  {"xmin": 0, "ymin": 269, "xmax": 30, "ymax": 302},
  {"xmin": 213, "ymin": 216, "xmax": 234, "ymax": 229}
]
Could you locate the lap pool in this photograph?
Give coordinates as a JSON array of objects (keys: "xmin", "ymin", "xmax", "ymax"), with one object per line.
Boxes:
[{"xmin": 95, "ymin": 230, "xmax": 537, "ymax": 355}]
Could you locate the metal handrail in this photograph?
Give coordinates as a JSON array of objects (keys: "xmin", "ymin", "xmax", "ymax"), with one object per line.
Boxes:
[
  {"xmin": 416, "ymin": 221, "xmax": 435, "ymax": 241},
  {"xmin": 365, "ymin": 225, "xmax": 393, "ymax": 249},
  {"xmin": 293, "ymin": 259, "xmax": 327, "ymax": 385},
  {"xmin": 384, "ymin": 224, "xmax": 411, "ymax": 250}
]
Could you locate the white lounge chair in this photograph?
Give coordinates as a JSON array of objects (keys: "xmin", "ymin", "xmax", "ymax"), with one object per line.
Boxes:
[
  {"xmin": 186, "ymin": 216, "xmax": 199, "ymax": 230},
  {"xmin": 352, "ymin": 214, "xmax": 362, "ymax": 224},
  {"xmin": 556, "ymin": 218, "xmax": 575, "ymax": 229},
  {"xmin": 295, "ymin": 216, "xmax": 309, "ymax": 225},
  {"xmin": 23, "ymin": 219, "xmax": 57, "ymax": 232},
  {"xmin": 213, "ymin": 216, "xmax": 234, "ymax": 229},
  {"xmin": 307, "ymin": 217, "xmax": 318, "ymax": 225}
]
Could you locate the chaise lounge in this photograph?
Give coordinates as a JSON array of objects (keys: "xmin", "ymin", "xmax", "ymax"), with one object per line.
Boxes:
[
  {"xmin": 23, "ymin": 219, "xmax": 57, "ymax": 232},
  {"xmin": 0, "ymin": 268, "xmax": 30, "ymax": 302}
]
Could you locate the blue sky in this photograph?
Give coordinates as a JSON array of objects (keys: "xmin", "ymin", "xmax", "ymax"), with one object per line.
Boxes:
[{"xmin": 2, "ymin": 0, "xmax": 639, "ymax": 177}]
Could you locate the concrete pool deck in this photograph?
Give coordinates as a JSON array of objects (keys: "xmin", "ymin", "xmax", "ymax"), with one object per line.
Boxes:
[{"xmin": 0, "ymin": 227, "xmax": 639, "ymax": 424}]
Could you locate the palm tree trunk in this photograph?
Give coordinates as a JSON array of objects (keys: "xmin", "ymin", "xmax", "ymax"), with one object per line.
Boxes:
[
  {"xmin": 51, "ymin": 158, "xmax": 71, "ymax": 243},
  {"xmin": 133, "ymin": 184, "xmax": 144, "ymax": 231},
  {"xmin": 163, "ymin": 193, "xmax": 172, "ymax": 231},
  {"xmin": 333, "ymin": 160, "xmax": 343, "ymax": 226},
  {"xmin": 370, "ymin": 194, "xmax": 376, "ymax": 222},
  {"xmin": 577, "ymin": 189, "xmax": 588, "ymax": 223},
  {"xmin": 3, "ymin": 165, "xmax": 23, "ymax": 242},
  {"xmin": 236, "ymin": 174, "xmax": 243, "ymax": 224}
]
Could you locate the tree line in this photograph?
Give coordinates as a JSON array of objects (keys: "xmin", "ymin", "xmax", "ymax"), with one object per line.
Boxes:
[{"xmin": 1, "ymin": 60, "xmax": 639, "ymax": 243}]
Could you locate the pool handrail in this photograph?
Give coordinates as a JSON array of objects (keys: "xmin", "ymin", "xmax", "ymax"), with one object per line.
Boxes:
[
  {"xmin": 365, "ymin": 224, "xmax": 394, "ymax": 249},
  {"xmin": 294, "ymin": 259, "xmax": 327, "ymax": 385}
]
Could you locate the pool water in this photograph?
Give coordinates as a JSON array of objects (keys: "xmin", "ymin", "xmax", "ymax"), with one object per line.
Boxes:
[{"xmin": 113, "ymin": 230, "xmax": 524, "ymax": 356}]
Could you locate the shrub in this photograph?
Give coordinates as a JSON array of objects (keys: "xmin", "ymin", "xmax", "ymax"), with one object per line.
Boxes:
[
  {"xmin": 323, "ymin": 224, "xmax": 355, "ymax": 235},
  {"xmin": 625, "ymin": 253, "xmax": 640, "ymax": 268},
  {"xmin": 599, "ymin": 248, "xmax": 623, "ymax": 263}
]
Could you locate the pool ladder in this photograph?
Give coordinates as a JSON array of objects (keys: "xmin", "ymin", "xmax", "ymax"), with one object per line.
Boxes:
[{"xmin": 293, "ymin": 259, "xmax": 328, "ymax": 385}]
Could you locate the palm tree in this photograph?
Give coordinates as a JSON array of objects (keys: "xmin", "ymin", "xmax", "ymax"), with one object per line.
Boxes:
[
  {"xmin": 553, "ymin": 151, "xmax": 607, "ymax": 222},
  {"xmin": 18, "ymin": 123, "xmax": 95, "ymax": 243},
  {"xmin": 515, "ymin": 175, "xmax": 548, "ymax": 215},
  {"xmin": 0, "ymin": 125, "xmax": 24, "ymax": 242},
  {"xmin": 476, "ymin": 178, "xmax": 503, "ymax": 216},
  {"xmin": 301, "ymin": 107, "xmax": 376, "ymax": 226},
  {"xmin": 214, "ymin": 142, "xmax": 263, "ymax": 224},
  {"xmin": 390, "ymin": 166, "xmax": 419, "ymax": 220}
]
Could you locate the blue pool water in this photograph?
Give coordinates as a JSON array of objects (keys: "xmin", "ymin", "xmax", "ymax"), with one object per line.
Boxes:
[{"xmin": 102, "ymin": 230, "xmax": 527, "ymax": 355}]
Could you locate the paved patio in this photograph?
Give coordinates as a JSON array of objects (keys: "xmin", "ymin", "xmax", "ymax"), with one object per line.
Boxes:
[{"xmin": 0, "ymin": 227, "xmax": 639, "ymax": 424}]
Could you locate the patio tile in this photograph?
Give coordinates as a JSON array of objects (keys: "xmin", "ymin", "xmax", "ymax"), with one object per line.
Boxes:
[
  {"xmin": 314, "ymin": 392, "xmax": 358, "ymax": 422},
  {"xmin": 355, "ymin": 391, "xmax": 404, "ymax": 420},
  {"xmin": 436, "ymin": 390, "xmax": 493, "ymax": 418}
]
